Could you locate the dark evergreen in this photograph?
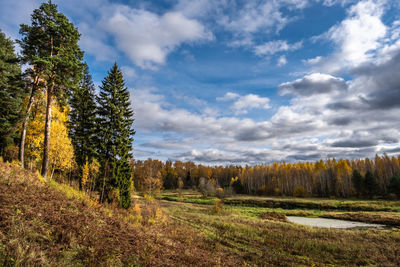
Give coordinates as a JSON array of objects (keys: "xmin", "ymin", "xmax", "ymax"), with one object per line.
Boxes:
[
  {"xmin": 388, "ymin": 174, "xmax": 400, "ymax": 197},
  {"xmin": 19, "ymin": 1, "xmax": 83, "ymax": 177},
  {"xmin": 69, "ymin": 63, "xmax": 98, "ymax": 189},
  {"xmin": 97, "ymin": 63, "xmax": 135, "ymax": 209},
  {"xmin": 352, "ymin": 170, "xmax": 364, "ymax": 196},
  {"xmin": 364, "ymin": 170, "xmax": 377, "ymax": 197},
  {"xmin": 0, "ymin": 29, "xmax": 24, "ymax": 156}
]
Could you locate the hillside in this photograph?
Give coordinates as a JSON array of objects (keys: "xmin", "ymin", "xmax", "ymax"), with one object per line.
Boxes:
[{"xmin": 0, "ymin": 161, "xmax": 238, "ymax": 266}]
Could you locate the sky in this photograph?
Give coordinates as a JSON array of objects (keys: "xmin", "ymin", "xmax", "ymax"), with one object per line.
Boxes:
[{"xmin": 1, "ymin": 0, "xmax": 400, "ymax": 165}]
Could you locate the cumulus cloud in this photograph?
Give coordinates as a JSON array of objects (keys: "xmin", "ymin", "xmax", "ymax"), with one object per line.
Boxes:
[
  {"xmin": 103, "ymin": 8, "xmax": 213, "ymax": 69},
  {"xmin": 278, "ymin": 73, "xmax": 347, "ymax": 96},
  {"xmin": 217, "ymin": 92, "xmax": 271, "ymax": 114},
  {"xmin": 314, "ymin": 0, "xmax": 388, "ymax": 73}
]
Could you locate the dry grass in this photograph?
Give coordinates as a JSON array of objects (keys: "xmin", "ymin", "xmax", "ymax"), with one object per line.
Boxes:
[
  {"xmin": 2, "ymin": 163, "xmax": 400, "ymax": 266},
  {"xmin": 0, "ymin": 162, "xmax": 240, "ymax": 266}
]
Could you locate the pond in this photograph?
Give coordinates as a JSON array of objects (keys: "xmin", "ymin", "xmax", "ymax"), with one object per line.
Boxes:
[{"xmin": 286, "ymin": 216, "xmax": 386, "ymax": 229}]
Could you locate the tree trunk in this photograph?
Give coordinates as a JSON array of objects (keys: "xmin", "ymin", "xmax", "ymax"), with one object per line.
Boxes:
[
  {"xmin": 19, "ymin": 78, "xmax": 38, "ymax": 167},
  {"xmin": 41, "ymin": 87, "xmax": 53, "ymax": 179}
]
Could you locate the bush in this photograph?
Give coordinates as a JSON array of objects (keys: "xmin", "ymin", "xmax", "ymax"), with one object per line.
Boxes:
[
  {"xmin": 212, "ymin": 199, "xmax": 224, "ymax": 213},
  {"xmin": 198, "ymin": 177, "xmax": 216, "ymax": 197},
  {"xmin": 293, "ymin": 186, "xmax": 306, "ymax": 197},
  {"xmin": 231, "ymin": 177, "xmax": 244, "ymax": 194},
  {"xmin": 256, "ymin": 185, "xmax": 269, "ymax": 195},
  {"xmin": 216, "ymin": 187, "xmax": 224, "ymax": 199},
  {"xmin": 3, "ymin": 145, "xmax": 18, "ymax": 162}
]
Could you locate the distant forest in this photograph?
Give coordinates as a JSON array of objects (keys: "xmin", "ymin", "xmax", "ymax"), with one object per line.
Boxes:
[{"xmin": 132, "ymin": 154, "xmax": 400, "ymax": 199}]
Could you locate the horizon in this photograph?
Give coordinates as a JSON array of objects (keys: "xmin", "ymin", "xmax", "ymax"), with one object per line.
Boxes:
[{"xmin": 1, "ymin": 0, "xmax": 399, "ymax": 165}]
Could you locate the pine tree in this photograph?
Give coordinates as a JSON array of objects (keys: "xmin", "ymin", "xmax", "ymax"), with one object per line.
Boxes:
[
  {"xmin": 97, "ymin": 63, "xmax": 135, "ymax": 208},
  {"xmin": 19, "ymin": 1, "xmax": 83, "ymax": 177},
  {"xmin": 69, "ymin": 63, "xmax": 97, "ymax": 189},
  {"xmin": 0, "ymin": 29, "xmax": 24, "ymax": 155}
]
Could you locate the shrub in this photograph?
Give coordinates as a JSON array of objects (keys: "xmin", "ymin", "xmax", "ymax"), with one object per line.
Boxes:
[
  {"xmin": 230, "ymin": 177, "xmax": 244, "ymax": 194},
  {"xmin": 256, "ymin": 185, "xmax": 269, "ymax": 195},
  {"xmin": 293, "ymin": 186, "xmax": 306, "ymax": 197},
  {"xmin": 199, "ymin": 177, "xmax": 216, "ymax": 197},
  {"xmin": 212, "ymin": 199, "xmax": 224, "ymax": 213},
  {"xmin": 273, "ymin": 187, "xmax": 281, "ymax": 196},
  {"xmin": 216, "ymin": 187, "xmax": 224, "ymax": 199},
  {"xmin": 3, "ymin": 145, "xmax": 18, "ymax": 162}
]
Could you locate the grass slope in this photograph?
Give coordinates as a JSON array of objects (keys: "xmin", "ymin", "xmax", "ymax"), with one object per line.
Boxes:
[{"xmin": 0, "ymin": 162, "xmax": 239, "ymax": 266}]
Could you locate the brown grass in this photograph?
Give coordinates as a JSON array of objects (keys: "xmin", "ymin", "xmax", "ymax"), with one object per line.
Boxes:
[{"xmin": 0, "ymin": 162, "xmax": 241, "ymax": 266}]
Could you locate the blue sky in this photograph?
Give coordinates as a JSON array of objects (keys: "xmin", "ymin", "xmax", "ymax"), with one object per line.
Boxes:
[{"xmin": 1, "ymin": 0, "xmax": 400, "ymax": 164}]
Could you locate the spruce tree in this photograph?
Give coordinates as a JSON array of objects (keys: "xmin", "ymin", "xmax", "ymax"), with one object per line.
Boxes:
[
  {"xmin": 97, "ymin": 63, "xmax": 135, "ymax": 208},
  {"xmin": 352, "ymin": 170, "xmax": 363, "ymax": 196},
  {"xmin": 0, "ymin": 29, "xmax": 24, "ymax": 155},
  {"xmin": 364, "ymin": 170, "xmax": 377, "ymax": 198},
  {"xmin": 69, "ymin": 63, "xmax": 97, "ymax": 189},
  {"xmin": 19, "ymin": 1, "xmax": 83, "ymax": 177}
]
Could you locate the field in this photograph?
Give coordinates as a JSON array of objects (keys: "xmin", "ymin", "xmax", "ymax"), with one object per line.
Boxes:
[
  {"xmin": 159, "ymin": 191, "xmax": 400, "ymax": 266},
  {"xmin": 1, "ymin": 161, "xmax": 400, "ymax": 266}
]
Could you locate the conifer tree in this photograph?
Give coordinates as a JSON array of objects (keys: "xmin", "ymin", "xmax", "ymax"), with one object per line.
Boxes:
[
  {"xmin": 69, "ymin": 63, "xmax": 97, "ymax": 189},
  {"xmin": 364, "ymin": 170, "xmax": 377, "ymax": 198},
  {"xmin": 19, "ymin": 1, "xmax": 83, "ymax": 177},
  {"xmin": 0, "ymin": 29, "xmax": 24, "ymax": 155},
  {"xmin": 352, "ymin": 170, "xmax": 363, "ymax": 196},
  {"xmin": 97, "ymin": 63, "xmax": 135, "ymax": 208}
]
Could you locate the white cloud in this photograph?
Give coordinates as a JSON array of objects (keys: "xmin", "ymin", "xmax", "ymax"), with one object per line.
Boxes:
[
  {"xmin": 277, "ymin": 55, "xmax": 288, "ymax": 66},
  {"xmin": 121, "ymin": 66, "xmax": 136, "ymax": 79},
  {"xmin": 254, "ymin": 40, "xmax": 302, "ymax": 56},
  {"xmin": 303, "ymin": 56, "xmax": 323, "ymax": 65},
  {"xmin": 217, "ymin": 92, "xmax": 271, "ymax": 114},
  {"xmin": 315, "ymin": 0, "xmax": 387, "ymax": 73},
  {"xmin": 103, "ymin": 8, "xmax": 213, "ymax": 69},
  {"xmin": 231, "ymin": 94, "xmax": 271, "ymax": 114},
  {"xmin": 216, "ymin": 92, "xmax": 239, "ymax": 101}
]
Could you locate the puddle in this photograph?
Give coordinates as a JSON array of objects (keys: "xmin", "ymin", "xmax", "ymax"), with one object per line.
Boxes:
[{"xmin": 286, "ymin": 216, "xmax": 387, "ymax": 229}]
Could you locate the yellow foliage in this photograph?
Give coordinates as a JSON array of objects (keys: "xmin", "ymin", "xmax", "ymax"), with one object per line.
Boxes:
[
  {"xmin": 25, "ymin": 92, "xmax": 75, "ymax": 175},
  {"xmin": 216, "ymin": 187, "xmax": 224, "ymax": 199},
  {"xmin": 82, "ymin": 158, "xmax": 90, "ymax": 190}
]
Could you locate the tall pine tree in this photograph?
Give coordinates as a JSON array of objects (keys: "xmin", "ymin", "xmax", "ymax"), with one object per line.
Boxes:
[
  {"xmin": 97, "ymin": 63, "xmax": 135, "ymax": 208},
  {"xmin": 0, "ymin": 29, "xmax": 24, "ymax": 156},
  {"xmin": 19, "ymin": 1, "xmax": 83, "ymax": 177},
  {"xmin": 69, "ymin": 63, "xmax": 97, "ymax": 189}
]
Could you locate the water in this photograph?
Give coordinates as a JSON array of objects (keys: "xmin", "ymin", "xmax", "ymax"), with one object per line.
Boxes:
[{"xmin": 286, "ymin": 216, "xmax": 386, "ymax": 229}]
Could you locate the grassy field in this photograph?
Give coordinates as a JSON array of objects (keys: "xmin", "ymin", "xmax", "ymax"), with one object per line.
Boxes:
[
  {"xmin": 161, "ymin": 191, "xmax": 400, "ymax": 226},
  {"xmin": 1, "ymin": 162, "xmax": 400, "ymax": 266},
  {"xmin": 161, "ymin": 191, "xmax": 400, "ymax": 266}
]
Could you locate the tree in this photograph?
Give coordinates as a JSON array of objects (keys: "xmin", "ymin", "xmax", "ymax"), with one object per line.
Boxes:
[
  {"xmin": 388, "ymin": 174, "xmax": 400, "ymax": 197},
  {"xmin": 24, "ymin": 92, "xmax": 75, "ymax": 176},
  {"xmin": 69, "ymin": 63, "xmax": 97, "ymax": 189},
  {"xmin": 352, "ymin": 170, "xmax": 363, "ymax": 196},
  {"xmin": 0, "ymin": 29, "xmax": 24, "ymax": 155},
  {"xmin": 364, "ymin": 170, "xmax": 377, "ymax": 197},
  {"xmin": 97, "ymin": 63, "xmax": 135, "ymax": 208},
  {"xmin": 19, "ymin": 1, "xmax": 83, "ymax": 178}
]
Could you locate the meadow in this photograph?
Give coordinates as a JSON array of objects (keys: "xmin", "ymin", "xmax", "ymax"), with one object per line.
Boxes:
[{"xmin": 1, "ymin": 161, "xmax": 400, "ymax": 266}]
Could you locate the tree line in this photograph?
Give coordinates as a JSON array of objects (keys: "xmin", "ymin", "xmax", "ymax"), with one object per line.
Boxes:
[
  {"xmin": 0, "ymin": 1, "xmax": 134, "ymax": 208},
  {"xmin": 132, "ymin": 154, "xmax": 400, "ymax": 199}
]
